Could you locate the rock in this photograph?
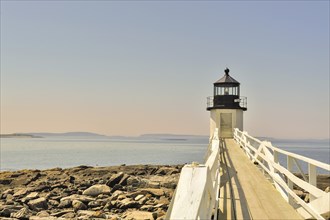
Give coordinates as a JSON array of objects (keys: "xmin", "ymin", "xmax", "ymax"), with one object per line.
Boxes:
[
  {"xmin": 61, "ymin": 212, "xmax": 75, "ymax": 218},
  {"xmin": 147, "ymin": 181, "xmax": 160, "ymax": 189},
  {"xmin": 88, "ymin": 200, "xmax": 101, "ymax": 208},
  {"xmin": 325, "ymin": 186, "xmax": 330, "ymax": 192},
  {"xmin": 57, "ymin": 199, "xmax": 71, "ymax": 208},
  {"xmin": 30, "ymin": 216, "xmax": 58, "ymax": 220},
  {"xmin": 32, "ymin": 185, "xmax": 50, "ymax": 192},
  {"xmin": 25, "ymin": 192, "xmax": 39, "ymax": 199},
  {"xmin": 118, "ymin": 194, "xmax": 127, "ymax": 200},
  {"xmin": 36, "ymin": 211, "xmax": 49, "ymax": 217},
  {"xmin": 10, "ymin": 207, "xmax": 30, "ymax": 219},
  {"xmin": 141, "ymin": 204, "xmax": 154, "ymax": 211},
  {"xmin": 156, "ymin": 209, "xmax": 166, "ymax": 219},
  {"xmin": 118, "ymin": 198, "xmax": 140, "ymax": 209},
  {"xmin": 0, "ymin": 208, "xmax": 11, "ymax": 217},
  {"xmin": 28, "ymin": 197, "xmax": 48, "ymax": 211},
  {"xmin": 50, "ymin": 209, "xmax": 74, "ymax": 217},
  {"xmin": 293, "ymin": 190, "xmax": 306, "ymax": 200},
  {"xmin": 158, "ymin": 196, "xmax": 169, "ymax": 205},
  {"xmin": 110, "ymin": 184, "xmax": 122, "ymax": 193},
  {"xmin": 82, "ymin": 184, "xmax": 110, "ymax": 197},
  {"xmin": 48, "ymin": 199, "xmax": 59, "ymax": 207},
  {"xmin": 5, "ymin": 194, "xmax": 14, "ymax": 202},
  {"xmin": 23, "ymin": 172, "xmax": 41, "ymax": 185},
  {"xmin": 2, "ymin": 189, "xmax": 14, "ymax": 195},
  {"xmin": 127, "ymin": 176, "xmax": 141, "ymax": 187},
  {"xmin": 141, "ymin": 188, "xmax": 165, "ymax": 196},
  {"xmin": 106, "ymin": 172, "xmax": 124, "ymax": 187},
  {"xmin": 0, "ymin": 179, "xmax": 12, "ymax": 185},
  {"xmin": 134, "ymin": 194, "xmax": 145, "ymax": 201},
  {"xmin": 124, "ymin": 211, "xmax": 156, "ymax": 220},
  {"xmin": 155, "ymin": 168, "xmax": 168, "ymax": 175},
  {"xmin": 118, "ymin": 174, "xmax": 130, "ymax": 186},
  {"xmin": 69, "ymin": 176, "xmax": 75, "ymax": 184},
  {"xmin": 22, "ymin": 192, "xmax": 39, "ymax": 202},
  {"xmin": 72, "ymin": 200, "xmax": 87, "ymax": 211},
  {"xmin": 304, "ymin": 194, "xmax": 310, "ymax": 203},
  {"xmin": 77, "ymin": 210, "xmax": 106, "ymax": 218},
  {"xmin": 60, "ymin": 194, "xmax": 95, "ymax": 203},
  {"xmin": 13, "ymin": 188, "xmax": 28, "ymax": 197}
]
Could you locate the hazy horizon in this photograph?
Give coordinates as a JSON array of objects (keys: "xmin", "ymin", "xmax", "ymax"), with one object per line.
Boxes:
[{"xmin": 1, "ymin": 1, "xmax": 329, "ymax": 139}]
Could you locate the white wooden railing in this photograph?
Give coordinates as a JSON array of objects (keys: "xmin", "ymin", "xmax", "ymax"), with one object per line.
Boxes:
[
  {"xmin": 165, "ymin": 129, "xmax": 221, "ymax": 219},
  {"xmin": 234, "ymin": 128, "xmax": 330, "ymax": 220}
]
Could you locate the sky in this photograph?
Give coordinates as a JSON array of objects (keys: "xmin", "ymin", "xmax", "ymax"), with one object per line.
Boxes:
[{"xmin": 0, "ymin": 1, "xmax": 329, "ymax": 139}]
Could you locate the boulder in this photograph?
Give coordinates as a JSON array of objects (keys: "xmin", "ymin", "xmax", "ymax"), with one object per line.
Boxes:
[
  {"xmin": 77, "ymin": 210, "xmax": 106, "ymax": 218},
  {"xmin": 36, "ymin": 211, "xmax": 50, "ymax": 217},
  {"xmin": 10, "ymin": 207, "xmax": 31, "ymax": 219},
  {"xmin": 57, "ymin": 199, "xmax": 71, "ymax": 208},
  {"xmin": 25, "ymin": 192, "xmax": 39, "ymax": 199},
  {"xmin": 124, "ymin": 211, "xmax": 156, "ymax": 220},
  {"xmin": 50, "ymin": 209, "xmax": 75, "ymax": 217},
  {"xmin": 118, "ymin": 174, "xmax": 130, "ymax": 186},
  {"xmin": 134, "ymin": 194, "xmax": 145, "ymax": 201},
  {"xmin": 118, "ymin": 198, "xmax": 140, "ymax": 209},
  {"xmin": 2, "ymin": 189, "xmax": 14, "ymax": 195},
  {"xmin": 13, "ymin": 188, "xmax": 28, "ymax": 197},
  {"xmin": 147, "ymin": 181, "xmax": 160, "ymax": 189},
  {"xmin": 82, "ymin": 184, "xmax": 110, "ymax": 197},
  {"xmin": 141, "ymin": 188, "xmax": 165, "ymax": 197},
  {"xmin": 72, "ymin": 200, "xmax": 87, "ymax": 211},
  {"xmin": 127, "ymin": 176, "xmax": 141, "ymax": 187},
  {"xmin": 22, "ymin": 192, "xmax": 39, "ymax": 202},
  {"xmin": 0, "ymin": 208, "xmax": 11, "ymax": 217},
  {"xmin": 88, "ymin": 200, "xmax": 101, "ymax": 208},
  {"xmin": 110, "ymin": 184, "xmax": 122, "ymax": 193},
  {"xmin": 60, "ymin": 194, "xmax": 95, "ymax": 203},
  {"xmin": 28, "ymin": 197, "xmax": 48, "ymax": 211},
  {"xmin": 106, "ymin": 172, "xmax": 124, "ymax": 187},
  {"xmin": 61, "ymin": 212, "xmax": 76, "ymax": 218}
]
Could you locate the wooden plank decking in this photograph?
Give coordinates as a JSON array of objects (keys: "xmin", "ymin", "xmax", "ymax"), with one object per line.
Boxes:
[{"xmin": 218, "ymin": 139, "xmax": 303, "ymax": 220}]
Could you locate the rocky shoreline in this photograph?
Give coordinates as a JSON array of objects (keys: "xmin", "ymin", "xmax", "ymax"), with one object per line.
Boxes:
[
  {"xmin": 0, "ymin": 165, "xmax": 183, "ymax": 220},
  {"xmin": 1, "ymin": 165, "xmax": 329, "ymax": 220}
]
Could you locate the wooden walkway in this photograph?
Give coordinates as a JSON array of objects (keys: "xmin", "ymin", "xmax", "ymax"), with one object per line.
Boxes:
[{"xmin": 218, "ymin": 139, "xmax": 303, "ymax": 220}]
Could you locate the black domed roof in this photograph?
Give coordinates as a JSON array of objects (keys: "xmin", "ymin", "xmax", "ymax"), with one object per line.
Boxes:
[{"xmin": 214, "ymin": 68, "xmax": 240, "ymax": 85}]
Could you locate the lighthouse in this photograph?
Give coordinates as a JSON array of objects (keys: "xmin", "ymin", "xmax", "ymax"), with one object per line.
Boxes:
[{"xmin": 207, "ymin": 68, "xmax": 247, "ymax": 138}]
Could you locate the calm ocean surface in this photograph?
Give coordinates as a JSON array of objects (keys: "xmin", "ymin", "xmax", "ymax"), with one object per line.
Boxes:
[{"xmin": 1, "ymin": 137, "xmax": 329, "ymax": 173}]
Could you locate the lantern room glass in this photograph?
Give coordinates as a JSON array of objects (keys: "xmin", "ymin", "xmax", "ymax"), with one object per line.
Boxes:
[{"xmin": 214, "ymin": 86, "xmax": 239, "ymax": 96}]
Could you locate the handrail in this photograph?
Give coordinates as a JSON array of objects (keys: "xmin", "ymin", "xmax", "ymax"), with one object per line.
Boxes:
[
  {"xmin": 165, "ymin": 129, "xmax": 221, "ymax": 219},
  {"xmin": 233, "ymin": 128, "xmax": 330, "ymax": 220}
]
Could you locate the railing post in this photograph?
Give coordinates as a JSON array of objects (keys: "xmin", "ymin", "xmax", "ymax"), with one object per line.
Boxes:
[
  {"xmin": 308, "ymin": 164, "xmax": 317, "ymax": 202},
  {"xmin": 287, "ymin": 156, "xmax": 294, "ymax": 205}
]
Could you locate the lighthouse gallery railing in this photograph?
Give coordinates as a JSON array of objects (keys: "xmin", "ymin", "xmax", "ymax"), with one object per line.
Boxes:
[
  {"xmin": 165, "ymin": 129, "xmax": 221, "ymax": 219},
  {"xmin": 207, "ymin": 96, "xmax": 247, "ymax": 109},
  {"xmin": 234, "ymin": 128, "xmax": 330, "ymax": 220}
]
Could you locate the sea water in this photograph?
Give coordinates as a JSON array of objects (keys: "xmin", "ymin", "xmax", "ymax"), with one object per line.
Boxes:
[
  {"xmin": 1, "ymin": 137, "xmax": 329, "ymax": 173},
  {"xmin": 0, "ymin": 137, "xmax": 207, "ymax": 171}
]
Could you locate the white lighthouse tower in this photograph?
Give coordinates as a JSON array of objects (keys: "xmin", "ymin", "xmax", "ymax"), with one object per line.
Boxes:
[{"xmin": 207, "ymin": 68, "xmax": 247, "ymax": 138}]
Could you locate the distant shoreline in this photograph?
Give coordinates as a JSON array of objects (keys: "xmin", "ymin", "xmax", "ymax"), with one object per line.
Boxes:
[{"xmin": 0, "ymin": 134, "xmax": 42, "ymax": 138}]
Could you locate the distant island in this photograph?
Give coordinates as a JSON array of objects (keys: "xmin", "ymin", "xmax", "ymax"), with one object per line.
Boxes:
[
  {"xmin": 0, "ymin": 132, "xmax": 209, "ymax": 141},
  {"xmin": 0, "ymin": 133, "xmax": 42, "ymax": 138}
]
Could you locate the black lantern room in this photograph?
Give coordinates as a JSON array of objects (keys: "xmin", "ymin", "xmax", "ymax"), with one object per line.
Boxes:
[{"xmin": 207, "ymin": 68, "xmax": 247, "ymax": 111}]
